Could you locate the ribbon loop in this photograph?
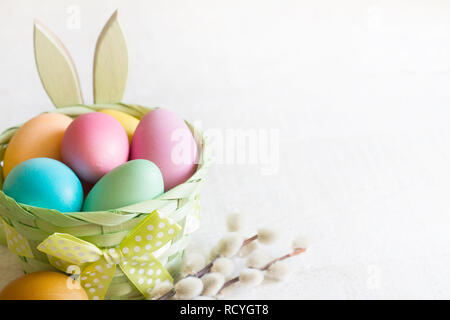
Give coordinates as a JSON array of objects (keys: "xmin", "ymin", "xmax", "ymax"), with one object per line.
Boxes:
[
  {"xmin": 121, "ymin": 211, "xmax": 180, "ymax": 254},
  {"xmin": 1, "ymin": 219, "xmax": 33, "ymax": 258},
  {"xmin": 37, "ymin": 233, "xmax": 102, "ymax": 265}
]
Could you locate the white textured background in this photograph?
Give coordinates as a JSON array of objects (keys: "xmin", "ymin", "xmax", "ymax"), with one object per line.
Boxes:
[{"xmin": 1, "ymin": 0, "xmax": 450, "ymax": 299}]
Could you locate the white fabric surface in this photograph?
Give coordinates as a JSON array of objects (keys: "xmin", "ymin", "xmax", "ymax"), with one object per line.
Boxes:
[{"xmin": 1, "ymin": 0, "xmax": 450, "ymax": 299}]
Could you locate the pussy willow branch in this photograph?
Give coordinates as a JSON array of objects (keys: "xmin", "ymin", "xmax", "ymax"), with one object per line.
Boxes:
[
  {"xmin": 193, "ymin": 234, "xmax": 259, "ymax": 278},
  {"xmin": 242, "ymin": 234, "xmax": 258, "ymax": 247},
  {"xmin": 158, "ymin": 234, "xmax": 258, "ymax": 300},
  {"xmin": 217, "ymin": 247, "xmax": 307, "ymax": 295},
  {"xmin": 158, "ymin": 287, "xmax": 177, "ymax": 301},
  {"xmin": 261, "ymin": 247, "xmax": 306, "ymax": 271}
]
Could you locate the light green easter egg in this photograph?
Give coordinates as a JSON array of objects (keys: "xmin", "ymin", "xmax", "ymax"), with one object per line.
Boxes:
[{"xmin": 83, "ymin": 159, "xmax": 164, "ymax": 211}]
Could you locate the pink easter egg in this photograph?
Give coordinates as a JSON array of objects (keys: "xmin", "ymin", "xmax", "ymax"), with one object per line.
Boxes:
[
  {"xmin": 130, "ymin": 109, "xmax": 198, "ymax": 191},
  {"xmin": 61, "ymin": 112, "xmax": 129, "ymax": 184}
]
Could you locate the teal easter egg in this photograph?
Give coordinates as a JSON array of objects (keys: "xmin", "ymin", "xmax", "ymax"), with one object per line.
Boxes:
[
  {"xmin": 3, "ymin": 158, "xmax": 83, "ymax": 212},
  {"xmin": 83, "ymin": 159, "xmax": 164, "ymax": 211}
]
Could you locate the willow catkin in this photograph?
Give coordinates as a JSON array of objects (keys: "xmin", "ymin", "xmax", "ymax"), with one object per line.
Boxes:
[
  {"xmin": 226, "ymin": 212, "xmax": 244, "ymax": 232},
  {"xmin": 246, "ymin": 250, "xmax": 269, "ymax": 269},
  {"xmin": 181, "ymin": 252, "xmax": 206, "ymax": 276},
  {"xmin": 292, "ymin": 235, "xmax": 309, "ymax": 250},
  {"xmin": 239, "ymin": 268, "xmax": 264, "ymax": 287},
  {"xmin": 217, "ymin": 233, "xmax": 243, "ymax": 257},
  {"xmin": 238, "ymin": 241, "xmax": 259, "ymax": 257},
  {"xmin": 211, "ymin": 257, "xmax": 235, "ymax": 277},
  {"xmin": 257, "ymin": 228, "xmax": 278, "ymax": 245},
  {"xmin": 266, "ymin": 262, "xmax": 291, "ymax": 281},
  {"xmin": 202, "ymin": 272, "xmax": 225, "ymax": 296},
  {"xmin": 149, "ymin": 281, "xmax": 174, "ymax": 300},
  {"xmin": 174, "ymin": 277, "xmax": 203, "ymax": 300},
  {"xmin": 209, "ymin": 244, "xmax": 220, "ymax": 260}
]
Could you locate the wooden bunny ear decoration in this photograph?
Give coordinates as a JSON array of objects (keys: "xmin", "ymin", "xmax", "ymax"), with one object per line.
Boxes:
[
  {"xmin": 93, "ymin": 10, "xmax": 128, "ymax": 104},
  {"xmin": 34, "ymin": 20, "xmax": 84, "ymax": 107},
  {"xmin": 34, "ymin": 10, "xmax": 128, "ymax": 107}
]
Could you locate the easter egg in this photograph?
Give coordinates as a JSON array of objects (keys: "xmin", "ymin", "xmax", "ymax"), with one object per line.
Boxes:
[
  {"xmin": 99, "ymin": 109, "xmax": 139, "ymax": 143},
  {"xmin": 61, "ymin": 112, "xmax": 129, "ymax": 184},
  {"xmin": 83, "ymin": 159, "xmax": 164, "ymax": 211},
  {"xmin": 2, "ymin": 158, "xmax": 83, "ymax": 212},
  {"xmin": 0, "ymin": 272, "xmax": 88, "ymax": 300},
  {"xmin": 3, "ymin": 113, "xmax": 72, "ymax": 178},
  {"xmin": 130, "ymin": 109, "xmax": 198, "ymax": 191}
]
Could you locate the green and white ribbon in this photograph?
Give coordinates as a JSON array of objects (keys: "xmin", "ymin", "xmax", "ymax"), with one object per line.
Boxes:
[
  {"xmin": 37, "ymin": 210, "xmax": 181, "ymax": 300},
  {"xmin": 1, "ymin": 218, "xmax": 33, "ymax": 258}
]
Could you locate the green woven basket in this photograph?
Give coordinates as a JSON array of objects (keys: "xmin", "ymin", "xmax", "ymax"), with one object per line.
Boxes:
[
  {"xmin": 0, "ymin": 103, "xmax": 210, "ymax": 299},
  {"xmin": 0, "ymin": 12, "xmax": 211, "ymax": 299}
]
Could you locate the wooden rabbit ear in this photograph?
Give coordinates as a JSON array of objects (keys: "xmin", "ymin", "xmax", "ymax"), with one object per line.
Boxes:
[
  {"xmin": 93, "ymin": 10, "xmax": 128, "ymax": 104},
  {"xmin": 34, "ymin": 20, "xmax": 84, "ymax": 107}
]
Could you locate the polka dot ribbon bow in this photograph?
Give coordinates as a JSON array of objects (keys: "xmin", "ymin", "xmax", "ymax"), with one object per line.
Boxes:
[
  {"xmin": 37, "ymin": 211, "xmax": 181, "ymax": 300},
  {"xmin": 1, "ymin": 219, "xmax": 33, "ymax": 258}
]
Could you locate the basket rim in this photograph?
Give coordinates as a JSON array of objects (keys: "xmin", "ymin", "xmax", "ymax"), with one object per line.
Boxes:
[{"xmin": 0, "ymin": 103, "xmax": 211, "ymax": 226}]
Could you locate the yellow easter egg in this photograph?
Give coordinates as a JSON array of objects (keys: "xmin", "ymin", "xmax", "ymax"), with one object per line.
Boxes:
[
  {"xmin": 99, "ymin": 109, "xmax": 139, "ymax": 143},
  {"xmin": 3, "ymin": 113, "xmax": 73, "ymax": 178},
  {"xmin": 0, "ymin": 272, "xmax": 88, "ymax": 300}
]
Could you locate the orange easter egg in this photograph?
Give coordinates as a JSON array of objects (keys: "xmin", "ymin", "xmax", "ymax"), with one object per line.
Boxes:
[
  {"xmin": 0, "ymin": 272, "xmax": 88, "ymax": 300},
  {"xmin": 3, "ymin": 113, "xmax": 73, "ymax": 178}
]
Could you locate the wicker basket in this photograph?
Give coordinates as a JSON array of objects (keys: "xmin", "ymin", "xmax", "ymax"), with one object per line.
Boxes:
[
  {"xmin": 0, "ymin": 12, "xmax": 212, "ymax": 299},
  {"xmin": 0, "ymin": 102, "xmax": 210, "ymax": 299}
]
